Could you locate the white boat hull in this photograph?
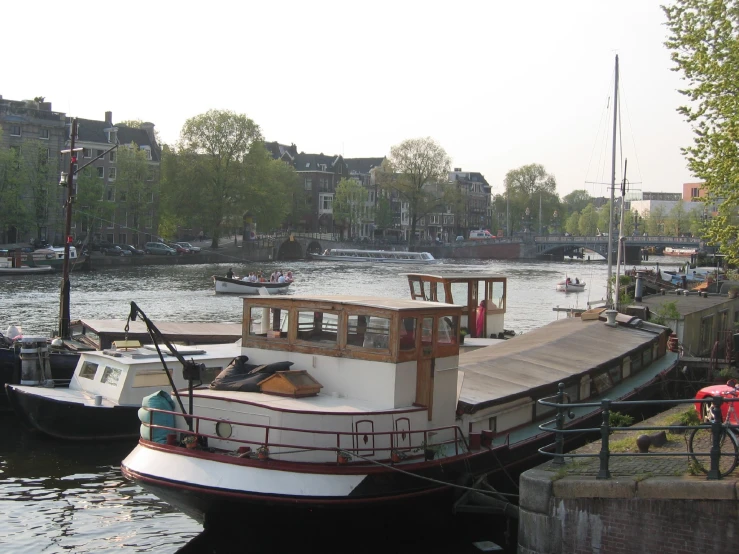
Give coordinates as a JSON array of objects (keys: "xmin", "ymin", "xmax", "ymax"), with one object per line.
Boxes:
[
  {"xmin": 556, "ymin": 282, "xmax": 586, "ymax": 292},
  {"xmin": 213, "ymin": 276, "xmax": 292, "ymax": 295}
]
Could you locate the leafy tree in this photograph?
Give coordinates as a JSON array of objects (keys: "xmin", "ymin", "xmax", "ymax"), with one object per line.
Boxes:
[
  {"xmin": 667, "ymin": 199, "xmax": 690, "ymax": 236},
  {"xmin": 333, "ymin": 178, "xmax": 367, "ymax": 239},
  {"xmin": 116, "ymin": 143, "xmax": 154, "ymax": 242},
  {"xmin": 562, "ymin": 189, "xmax": 592, "ymax": 215},
  {"xmin": 645, "ymin": 205, "xmax": 667, "ymax": 236},
  {"xmin": 176, "ymin": 109, "xmax": 263, "ymax": 247},
  {"xmin": 74, "ymin": 167, "xmax": 112, "ymax": 243},
  {"xmin": 0, "ymin": 139, "xmax": 31, "ymax": 241},
  {"xmin": 380, "ymin": 137, "xmax": 451, "ymax": 246},
  {"xmin": 374, "ymin": 195, "xmax": 393, "ymax": 233},
  {"xmin": 578, "ymin": 204, "xmax": 599, "ymax": 236},
  {"xmin": 663, "ymin": 1, "xmax": 739, "ymax": 262},
  {"xmin": 503, "ymin": 164, "xmax": 560, "ymax": 235},
  {"xmin": 565, "ymin": 211, "xmax": 580, "ymax": 235}
]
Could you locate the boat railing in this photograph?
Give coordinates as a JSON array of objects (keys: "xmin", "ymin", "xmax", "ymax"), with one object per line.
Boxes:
[
  {"xmin": 538, "ymin": 382, "xmax": 739, "ymax": 481},
  {"xmin": 140, "ymin": 405, "xmax": 469, "ymax": 462}
]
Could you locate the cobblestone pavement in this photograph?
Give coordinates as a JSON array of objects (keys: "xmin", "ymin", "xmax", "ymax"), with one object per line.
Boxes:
[{"xmin": 539, "ymin": 404, "xmax": 739, "ymax": 479}]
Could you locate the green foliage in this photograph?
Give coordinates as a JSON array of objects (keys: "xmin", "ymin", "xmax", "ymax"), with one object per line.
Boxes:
[
  {"xmin": 562, "ymin": 189, "xmax": 592, "ymax": 214},
  {"xmin": 380, "ymin": 137, "xmax": 451, "ymax": 246},
  {"xmin": 719, "ymin": 366, "xmax": 739, "ymax": 379},
  {"xmin": 74, "ymin": 167, "xmax": 111, "ymax": 239},
  {"xmin": 608, "ymin": 411, "xmax": 634, "ymax": 430},
  {"xmin": 650, "ymin": 300, "xmax": 681, "ymax": 326},
  {"xmin": 578, "ymin": 204, "xmax": 598, "ymax": 236},
  {"xmin": 565, "ymin": 211, "xmax": 580, "ymax": 235},
  {"xmin": 116, "ymin": 143, "xmax": 154, "ymax": 237},
  {"xmin": 333, "ymin": 178, "xmax": 367, "ymax": 238},
  {"xmin": 374, "ymin": 196, "xmax": 393, "ymax": 231},
  {"xmin": 503, "ymin": 163, "xmax": 561, "ymax": 235},
  {"xmin": 663, "ymin": 1, "xmax": 739, "ymax": 262},
  {"xmin": 670, "ymin": 408, "xmax": 700, "ymax": 428}
]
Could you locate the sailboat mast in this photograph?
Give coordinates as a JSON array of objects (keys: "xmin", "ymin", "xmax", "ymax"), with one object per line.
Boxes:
[
  {"xmin": 615, "ymin": 159, "xmax": 628, "ymax": 310},
  {"xmin": 606, "ymin": 55, "xmax": 619, "ymax": 308},
  {"xmin": 59, "ymin": 118, "xmax": 78, "ymax": 339}
]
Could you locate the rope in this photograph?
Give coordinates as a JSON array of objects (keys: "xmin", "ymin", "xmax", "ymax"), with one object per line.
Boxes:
[{"xmin": 336, "ymin": 449, "xmax": 519, "ymax": 499}]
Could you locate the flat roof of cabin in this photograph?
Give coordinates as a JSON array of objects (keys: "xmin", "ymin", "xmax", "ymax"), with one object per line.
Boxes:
[
  {"xmin": 404, "ymin": 273, "xmax": 507, "ymax": 280},
  {"xmin": 82, "ymin": 342, "xmax": 241, "ymax": 365},
  {"xmin": 244, "ymin": 295, "xmax": 462, "ymax": 311},
  {"xmin": 457, "ymin": 317, "xmax": 667, "ymax": 412},
  {"xmin": 638, "ymin": 294, "xmax": 735, "ymax": 317},
  {"xmin": 74, "ymin": 319, "xmax": 242, "ymax": 339}
]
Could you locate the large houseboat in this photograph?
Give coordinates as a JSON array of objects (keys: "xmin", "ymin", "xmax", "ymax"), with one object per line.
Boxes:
[
  {"xmin": 310, "ymin": 249, "xmax": 437, "ymax": 264},
  {"xmin": 121, "ymin": 293, "xmax": 677, "ymax": 524}
]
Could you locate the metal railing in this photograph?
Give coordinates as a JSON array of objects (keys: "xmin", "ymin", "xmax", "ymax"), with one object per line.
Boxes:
[
  {"xmin": 538, "ymin": 382, "xmax": 739, "ymax": 480},
  {"xmin": 141, "ymin": 405, "xmax": 468, "ymax": 462}
]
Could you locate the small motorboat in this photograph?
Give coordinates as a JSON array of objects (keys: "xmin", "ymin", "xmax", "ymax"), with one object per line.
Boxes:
[
  {"xmin": 556, "ymin": 278, "xmax": 586, "ymax": 292},
  {"xmin": 213, "ymin": 275, "xmax": 292, "ymax": 295}
]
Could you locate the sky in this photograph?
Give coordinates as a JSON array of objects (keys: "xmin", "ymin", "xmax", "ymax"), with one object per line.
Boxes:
[{"xmin": 3, "ymin": 0, "xmax": 696, "ymax": 199}]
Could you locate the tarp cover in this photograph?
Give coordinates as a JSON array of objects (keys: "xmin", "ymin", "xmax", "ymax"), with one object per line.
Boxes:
[
  {"xmin": 209, "ymin": 356, "xmax": 294, "ymax": 392},
  {"xmin": 139, "ymin": 390, "xmax": 176, "ymax": 443}
]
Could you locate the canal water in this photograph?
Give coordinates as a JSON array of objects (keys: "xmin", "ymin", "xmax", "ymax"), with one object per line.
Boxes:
[{"xmin": 0, "ymin": 256, "xmax": 685, "ymax": 553}]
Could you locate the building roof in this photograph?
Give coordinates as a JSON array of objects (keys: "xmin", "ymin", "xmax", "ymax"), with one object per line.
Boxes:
[
  {"xmin": 244, "ymin": 294, "xmax": 462, "ymax": 312},
  {"xmin": 638, "ymin": 293, "xmax": 736, "ymax": 318},
  {"xmin": 345, "ymin": 157, "xmax": 385, "ymax": 175},
  {"xmin": 264, "ymin": 141, "xmax": 297, "ymax": 160},
  {"xmin": 291, "ymin": 152, "xmax": 344, "ymax": 172},
  {"xmin": 73, "ymin": 118, "xmax": 160, "ymax": 162}
]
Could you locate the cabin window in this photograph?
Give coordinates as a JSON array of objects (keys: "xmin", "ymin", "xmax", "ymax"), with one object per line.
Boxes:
[
  {"xmin": 249, "ymin": 306, "xmax": 289, "ymax": 339},
  {"xmin": 199, "ymin": 366, "xmax": 223, "ymax": 383},
  {"xmin": 642, "ymin": 345, "xmax": 653, "ymax": 366},
  {"xmin": 79, "ymin": 361, "xmax": 99, "ymax": 380},
  {"xmin": 564, "ymin": 383, "xmax": 579, "ymax": 402},
  {"xmin": 132, "ymin": 369, "xmax": 174, "ymax": 388},
  {"xmin": 437, "ymin": 315, "xmax": 459, "ymax": 345},
  {"xmin": 297, "ymin": 310, "xmax": 339, "ymax": 344},
  {"xmin": 409, "ymin": 279, "xmax": 424, "ymax": 300},
  {"xmin": 450, "ymin": 283, "xmax": 468, "ymax": 305},
  {"xmin": 630, "ymin": 351, "xmax": 643, "ymax": 373},
  {"xmin": 100, "ymin": 366, "xmax": 122, "ymax": 386},
  {"xmin": 608, "ymin": 364, "xmax": 622, "ymax": 384},
  {"xmin": 347, "ymin": 315, "xmax": 390, "ymax": 349},
  {"xmin": 421, "ymin": 317, "xmax": 434, "ymax": 347},
  {"xmin": 489, "ymin": 281, "xmax": 505, "ymax": 312},
  {"xmin": 591, "ymin": 372, "xmax": 613, "ymax": 395},
  {"xmin": 400, "ymin": 317, "xmax": 417, "ymax": 350}
]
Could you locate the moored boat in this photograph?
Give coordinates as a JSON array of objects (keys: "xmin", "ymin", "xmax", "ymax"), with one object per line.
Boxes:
[
  {"xmin": 121, "ymin": 293, "xmax": 677, "ymax": 523},
  {"xmin": 310, "ymin": 249, "xmax": 437, "ymax": 264},
  {"xmin": 556, "ymin": 277, "xmax": 586, "ymax": 292},
  {"xmin": 664, "ymin": 246, "xmax": 698, "ymax": 257},
  {"xmin": 6, "ymin": 340, "xmax": 239, "ymax": 440},
  {"xmin": 213, "ymin": 276, "xmax": 292, "ymax": 295}
]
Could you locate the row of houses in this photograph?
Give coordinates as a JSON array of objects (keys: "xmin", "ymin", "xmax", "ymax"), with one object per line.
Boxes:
[{"xmin": 1, "ymin": 95, "xmax": 493, "ymax": 246}]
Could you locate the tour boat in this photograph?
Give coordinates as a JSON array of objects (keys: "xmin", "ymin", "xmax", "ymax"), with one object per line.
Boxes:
[
  {"xmin": 310, "ymin": 249, "xmax": 437, "ymax": 264},
  {"xmin": 121, "ymin": 294, "xmax": 677, "ymax": 524},
  {"xmin": 664, "ymin": 247, "xmax": 698, "ymax": 257},
  {"xmin": 6, "ymin": 341, "xmax": 240, "ymax": 440},
  {"xmin": 213, "ymin": 275, "xmax": 292, "ymax": 295}
]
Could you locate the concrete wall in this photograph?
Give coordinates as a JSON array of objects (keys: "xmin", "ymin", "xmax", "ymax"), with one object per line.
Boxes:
[{"xmin": 518, "ymin": 468, "xmax": 738, "ymax": 553}]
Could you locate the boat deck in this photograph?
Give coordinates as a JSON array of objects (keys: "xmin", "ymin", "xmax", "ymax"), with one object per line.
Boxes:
[{"xmin": 457, "ymin": 316, "xmax": 666, "ymax": 412}]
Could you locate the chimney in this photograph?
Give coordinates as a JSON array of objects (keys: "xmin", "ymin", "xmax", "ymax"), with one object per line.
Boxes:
[
  {"xmin": 454, "ymin": 168, "xmax": 461, "ymax": 172},
  {"xmin": 105, "ymin": 111, "xmax": 112, "ymax": 125}
]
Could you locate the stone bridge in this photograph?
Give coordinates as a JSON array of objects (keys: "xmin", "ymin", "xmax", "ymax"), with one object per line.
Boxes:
[{"xmin": 533, "ymin": 235, "xmax": 702, "ymax": 263}]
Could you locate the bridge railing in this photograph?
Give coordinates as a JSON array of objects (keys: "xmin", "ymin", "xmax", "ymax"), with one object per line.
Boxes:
[{"xmin": 534, "ymin": 235, "xmax": 701, "ymax": 245}]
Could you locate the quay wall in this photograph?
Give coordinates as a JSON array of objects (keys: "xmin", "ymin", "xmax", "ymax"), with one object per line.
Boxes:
[{"xmin": 518, "ymin": 468, "xmax": 738, "ymax": 553}]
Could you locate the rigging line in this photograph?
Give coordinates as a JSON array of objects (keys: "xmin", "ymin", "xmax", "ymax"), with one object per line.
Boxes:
[{"xmin": 618, "ymin": 74, "xmax": 645, "ymax": 190}]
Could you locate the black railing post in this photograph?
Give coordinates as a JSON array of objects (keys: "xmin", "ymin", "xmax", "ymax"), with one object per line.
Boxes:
[
  {"xmin": 707, "ymin": 396, "xmax": 724, "ymax": 480},
  {"xmin": 552, "ymin": 382, "xmax": 566, "ymax": 466},
  {"xmin": 597, "ymin": 399, "xmax": 612, "ymax": 480}
]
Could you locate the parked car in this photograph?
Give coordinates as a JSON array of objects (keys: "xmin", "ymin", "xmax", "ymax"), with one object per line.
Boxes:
[
  {"xmin": 144, "ymin": 242, "xmax": 178, "ymax": 256},
  {"xmin": 169, "ymin": 243, "xmax": 192, "ymax": 255},
  {"xmin": 92, "ymin": 240, "xmax": 114, "ymax": 252},
  {"xmin": 120, "ymin": 244, "xmax": 145, "ymax": 256},
  {"xmin": 102, "ymin": 245, "xmax": 132, "ymax": 256},
  {"xmin": 175, "ymin": 242, "xmax": 201, "ymax": 253}
]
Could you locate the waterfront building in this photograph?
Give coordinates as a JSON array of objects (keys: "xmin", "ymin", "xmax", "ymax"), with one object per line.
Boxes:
[{"xmin": 0, "ymin": 95, "xmax": 67, "ymax": 244}]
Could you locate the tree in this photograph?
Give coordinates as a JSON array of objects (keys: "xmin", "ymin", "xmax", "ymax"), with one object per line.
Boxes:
[
  {"xmin": 176, "ymin": 110, "xmax": 263, "ymax": 247},
  {"xmin": 503, "ymin": 164, "xmax": 560, "ymax": 235},
  {"xmin": 578, "ymin": 204, "xmax": 599, "ymax": 236},
  {"xmin": 380, "ymin": 137, "xmax": 451, "ymax": 246},
  {"xmin": 74, "ymin": 167, "xmax": 112, "ymax": 243},
  {"xmin": 333, "ymin": 178, "xmax": 367, "ymax": 239},
  {"xmin": 0, "ymin": 137, "xmax": 32, "ymax": 242},
  {"xmin": 562, "ymin": 189, "xmax": 592, "ymax": 216},
  {"xmin": 565, "ymin": 211, "xmax": 580, "ymax": 235},
  {"xmin": 667, "ymin": 200, "xmax": 690, "ymax": 236},
  {"xmin": 664, "ymin": 1, "xmax": 739, "ymax": 262},
  {"xmin": 374, "ymin": 195, "xmax": 394, "ymax": 234},
  {"xmin": 645, "ymin": 205, "xmax": 667, "ymax": 236},
  {"xmin": 25, "ymin": 145, "xmax": 56, "ymax": 241},
  {"xmin": 116, "ymin": 143, "xmax": 154, "ymax": 241}
]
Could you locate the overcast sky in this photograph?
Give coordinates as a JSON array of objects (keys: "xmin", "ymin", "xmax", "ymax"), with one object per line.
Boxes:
[{"xmin": 4, "ymin": 1, "xmax": 696, "ymax": 199}]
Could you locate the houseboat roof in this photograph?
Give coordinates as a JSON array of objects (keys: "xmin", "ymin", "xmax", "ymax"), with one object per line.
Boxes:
[
  {"xmin": 72, "ymin": 319, "xmax": 243, "ymax": 346},
  {"xmin": 244, "ymin": 295, "xmax": 461, "ymax": 311},
  {"xmin": 403, "ymin": 273, "xmax": 507, "ymax": 281},
  {"xmin": 457, "ymin": 316, "xmax": 670, "ymax": 412},
  {"xmin": 637, "ymin": 294, "xmax": 736, "ymax": 318}
]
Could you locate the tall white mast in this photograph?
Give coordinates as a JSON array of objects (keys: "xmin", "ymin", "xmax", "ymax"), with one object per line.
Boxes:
[{"xmin": 606, "ymin": 55, "xmax": 619, "ymax": 308}]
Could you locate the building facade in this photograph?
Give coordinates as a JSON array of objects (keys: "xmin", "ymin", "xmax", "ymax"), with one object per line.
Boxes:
[
  {"xmin": 0, "ymin": 95, "xmax": 67, "ymax": 244},
  {"xmin": 66, "ymin": 111, "xmax": 161, "ymax": 247}
]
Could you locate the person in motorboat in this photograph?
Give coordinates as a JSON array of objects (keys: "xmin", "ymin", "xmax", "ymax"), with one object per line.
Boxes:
[
  {"xmin": 575, "ymin": 277, "xmax": 579, "ymax": 284},
  {"xmin": 278, "ymin": 273, "xmax": 286, "ymax": 283},
  {"xmin": 226, "ymin": 268, "xmax": 234, "ymax": 279},
  {"xmin": 285, "ymin": 271, "xmax": 293, "ymax": 283}
]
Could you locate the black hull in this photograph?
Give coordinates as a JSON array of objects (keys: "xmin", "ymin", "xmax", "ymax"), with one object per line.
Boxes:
[
  {"xmin": 0, "ymin": 347, "xmax": 79, "ymax": 411},
  {"xmin": 5, "ymin": 384, "xmax": 139, "ymax": 440}
]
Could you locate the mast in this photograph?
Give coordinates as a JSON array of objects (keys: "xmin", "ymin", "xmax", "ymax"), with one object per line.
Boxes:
[
  {"xmin": 614, "ymin": 159, "xmax": 627, "ymax": 310},
  {"xmin": 606, "ymin": 55, "xmax": 619, "ymax": 308},
  {"xmin": 58, "ymin": 118, "xmax": 78, "ymax": 339}
]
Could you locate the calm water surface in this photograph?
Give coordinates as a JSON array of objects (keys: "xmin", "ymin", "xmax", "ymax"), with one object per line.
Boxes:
[{"xmin": 0, "ymin": 256, "xmax": 685, "ymax": 553}]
